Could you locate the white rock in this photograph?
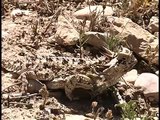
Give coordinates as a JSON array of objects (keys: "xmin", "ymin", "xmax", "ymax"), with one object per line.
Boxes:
[
  {"xmin": 153, "ymin": 117, "xmax": 159, "ymax": 120},
  {"xmin": 148, "ymin": 16, "xmax": 159, "ymax": 33},
  {"xmin": 134, "ymin": 73, "xmax": 158, "ymax": 102},
  {"xmin": 107, "ymin": 16, "xmax": 158, "ymax": 65},
  {"xmin": 73, "ymin": 5, "xmax": 114, "ymax": 19},
  {"xmin": 122, "ymin": 69, "xmax": 138, "ymax": 84}
]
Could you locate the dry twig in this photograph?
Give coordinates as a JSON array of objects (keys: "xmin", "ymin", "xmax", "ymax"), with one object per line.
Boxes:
[{"xmin": 39, "ymin": 84, "xmax": 49, "ymax": 107}]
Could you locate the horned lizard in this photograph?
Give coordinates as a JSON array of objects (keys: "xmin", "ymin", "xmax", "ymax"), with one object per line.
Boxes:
[{"xmin": 2, "ymin": 47, "xmax": 137, "ymax": 100}]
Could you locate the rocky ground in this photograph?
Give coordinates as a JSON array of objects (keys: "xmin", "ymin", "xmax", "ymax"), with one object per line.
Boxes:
[{"xmin": 2, "ymin": 0, "xmax": 159, "ymax": 120}]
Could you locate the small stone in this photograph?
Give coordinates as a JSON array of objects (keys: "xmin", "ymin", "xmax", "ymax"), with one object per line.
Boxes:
[
  {"xmin": 10, "ymin": 9, "xmax": 23, "ymax": 20},
  {"xmin": 91, "ymin": 101, "xmax": 98, "ymax": 108},
  {"xmin": 148, "ymin": 16, "xmax": 159, "ymax": 34},
  {"xmin": 122, "ymin": 69, "xmax": 138, "ymax": 84}
]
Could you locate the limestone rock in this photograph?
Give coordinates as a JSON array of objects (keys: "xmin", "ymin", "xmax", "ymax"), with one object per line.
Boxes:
[
  {"xmin": 55, "ymin": 15, "xmax": 79, "ymax": 46},
  {"xmin": 122, "ymin": 69, "xmax": 138, "ymax": 84}
]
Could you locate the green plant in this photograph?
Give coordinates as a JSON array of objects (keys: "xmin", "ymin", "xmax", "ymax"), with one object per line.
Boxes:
[
  {"xmin": 115, "ymin": 100, "xmax": 138, "ymax": 120},
  {"xmin": 105, "ymin": 35, "xmax": 121, "ymax": 53},
  {"xmin": 105, "ymin": 34, "xmax": 124, "ymax": 55},
  {"xmin": 77, "ymin": 18, "xmax": 90, "ymax": 58}
]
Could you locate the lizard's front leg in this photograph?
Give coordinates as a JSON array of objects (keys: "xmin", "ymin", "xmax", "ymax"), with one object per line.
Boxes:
[
  {"xmin": 17, "ymin": 71, "xmax": 37, "ymax": 94},
  {"xmin": 64, "ymin": 74, "xmax": 94, "ymax": 101}
]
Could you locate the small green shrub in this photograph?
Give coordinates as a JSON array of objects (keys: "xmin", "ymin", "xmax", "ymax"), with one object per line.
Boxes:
[{"xmin": 115, "ymin": 100, "xmax": 138, "ymax": 120}]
